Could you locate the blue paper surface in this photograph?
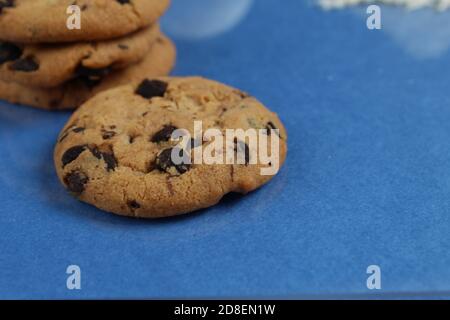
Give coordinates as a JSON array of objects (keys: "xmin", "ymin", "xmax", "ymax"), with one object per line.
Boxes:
[{"xmin": 1, "ymin": 0, "xmax": 450, "ymax": 299}]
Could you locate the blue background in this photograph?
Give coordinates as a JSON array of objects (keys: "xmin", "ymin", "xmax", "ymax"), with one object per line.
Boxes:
[{"xmin": 1, "ymin": 0, "xmax": 450, "ymax": 299}]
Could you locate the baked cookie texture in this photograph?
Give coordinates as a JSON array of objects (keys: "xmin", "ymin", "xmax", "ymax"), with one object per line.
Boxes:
[
  {"xmin": 0, "ymin": 35, "xmax": 176, "ymax": 110},
  {"xmin": 0, "ymin": 24, "xmax": 161, "ymax": 88},
  {"xmin": 54, "ymin": 77, "xmax": 288, "ymax": 218},
  {"xmin": 0, "ymin": 0, "xmax": 170, "ymax": 43}
]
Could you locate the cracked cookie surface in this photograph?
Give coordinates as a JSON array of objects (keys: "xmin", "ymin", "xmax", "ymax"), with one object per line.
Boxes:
[
  {"xmin": 0, "ymin": 0, "xmax": 170, "ymax": 43},
  {"xmin": 0, "ymin": 34, "xmax": 176, "ymax": 109},
  {"xmin": 54, "ymin": 76, "xmax": 288, "ymax": 218},
  {"xmin": 0, "ymin": 24, "xmax": 160, "ymax": 88}
]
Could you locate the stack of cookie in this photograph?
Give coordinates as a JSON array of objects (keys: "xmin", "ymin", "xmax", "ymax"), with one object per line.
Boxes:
[{"xmin": 0, "ymin": 0, "xmax": 175, "ymax": 110}]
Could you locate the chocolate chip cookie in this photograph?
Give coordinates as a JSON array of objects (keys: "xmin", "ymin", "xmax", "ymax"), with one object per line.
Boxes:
[
  {"xmin": 0, "ymin": 24, "xmax": 160, "ymax": 88},
  {"xmin": 0, "ymin": 0, "xmax": 170, "ymax": 43},
  {"xmin": 54, "ymin": 76, "xmax": 288, "ymax": 218},
  {"xmin": 0, "ymin": 34, "xmax": 176, "ymax": 109}
]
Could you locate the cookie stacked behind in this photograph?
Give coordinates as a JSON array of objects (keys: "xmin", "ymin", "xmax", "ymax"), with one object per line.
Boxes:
[{"xmin": 0, "ymin": 0, "xmax": 175, "ymax": 110}]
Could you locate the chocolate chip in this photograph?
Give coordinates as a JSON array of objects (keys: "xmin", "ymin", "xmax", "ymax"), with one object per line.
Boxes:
[
  {"xmin": 235, "ymin": 90, "xmax": 249, "ymax": 99},
  {"xmin": 135, "ymin": 79, "xmax": 168, "ymax": 99},
  {"xmin": 9, "ymin": 56, "xmax": 39, "ymax": 72},
  {"xmin": 88, "ymin": 145, "xmax": 117, "ymax": 171},
  {"xmin": 118, "ymin": 44, "xmax": 129, "ymax": 50},
  {"xmin": 0, "ymin": 0, "xmax": 14, "ymax": 13},
  {"xmin": 75, "ymin": 66, "xmax": 110, "ymax": 78},
  {"xmin": 129, "ymin": 134, "xmax": 140, "ymax": 144},
  {"xmin": 102, "ymin": 152, "xmax": 117, "ymax": 171},
  {"xmin": 155, "ymin": 148, "xmax": 190, "ymax": 175},
  {"xmin": 117, "ymin": 0, "xmax": 130, "ymax": 4},
  {"xmin": 62, "ymin": 145, "xmax": 86, "ymax": 168},
  {"xmin": 102, "ymin": 131, "xmax": 116, "ymax": 140},
  {"xmin": 127, "ymin": 200, "xmax": 141, "ymax": 210},
  {"xmin": 0, "ymin": 42, "xmax": 22, "ymax": 64},
  {"xmin": 151, "ymin": 125, "xmax": 177, "ymax": 143},
  {"xmin": 88, "ymin": 145, "xmax": 102, "ymax": 159},
  {"xmin": 234, "ymin": 139, "xmax": 250, "ymax": 165},
  {"xmin": 73, "ymin": 127, "xmax": 85, "ymax": 133},
  {"xmin": 76, "ymin": 65, "xmax": 111, "ymax": 88},
  {"xmin": 58, "ymin": 126, "xmax": 84, "ymax": 143},
  {"xmin": 64, "ymin": 171, "xmax": 88, "ymax": 194}
]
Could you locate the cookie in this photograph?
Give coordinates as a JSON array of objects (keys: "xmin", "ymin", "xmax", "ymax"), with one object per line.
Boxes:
[
  {"xmin": 0, "ymin": 24, "xmax": 160, "ymax": 88},
  {"xmin": 54, "ymin": 76, "xmax": 288, "ymax": 218},
  {"xmin": 0, "ymin": 0, "xmax": 170, "ymax": 43},
  {"xmin": 0, "ymin": 34, "xmax": 176, "ymax": 109}
]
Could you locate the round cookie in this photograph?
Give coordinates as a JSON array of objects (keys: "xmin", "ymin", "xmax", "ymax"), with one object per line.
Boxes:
[
  {"xmin": 0, "ymin": 24, "xmax": 161, "ymax": 88},
  {"xmin": 0, "ymin": 0, "xmax": 170, "ymax": 43},
  {"xmin": 54, "ymin": 76, "xmax": 288, "ymax": 218},
  {"xmin": 0, "ymin": 34, "xmax": 176, "ymax": 109}
]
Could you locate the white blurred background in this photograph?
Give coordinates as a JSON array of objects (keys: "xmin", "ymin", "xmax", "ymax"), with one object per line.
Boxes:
[{"xmin": 161, "ymin": 0, "xmax": 254, "ymax": 40}]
